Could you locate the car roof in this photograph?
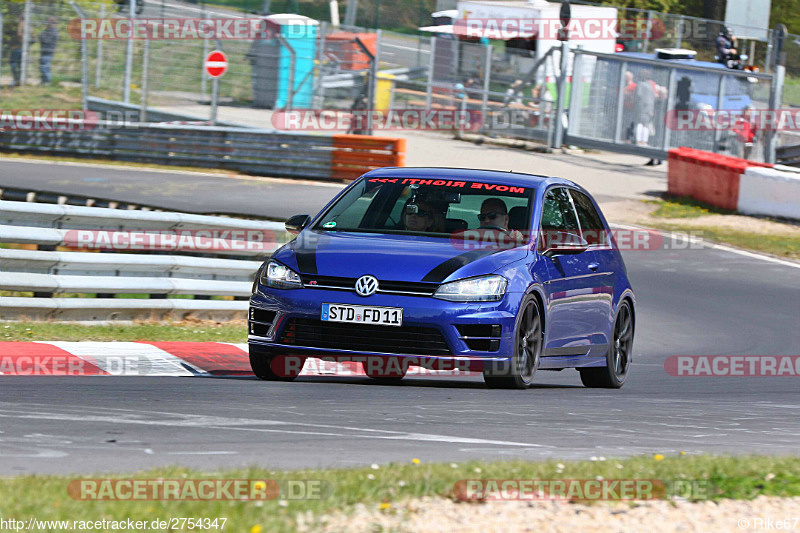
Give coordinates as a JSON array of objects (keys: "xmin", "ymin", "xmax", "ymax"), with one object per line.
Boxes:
[
  {"xmin": 361, "ymin": 167, "xmax": 580, "ymax": 190},
  {"xmin": 617, "ymin": 51, "xmax": 729, "ymax": 70}
]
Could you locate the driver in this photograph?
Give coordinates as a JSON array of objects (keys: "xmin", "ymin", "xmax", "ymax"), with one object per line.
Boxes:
[
  {"xmin": 479, "ymin": 198, "xmax": 526, "ymax": 245},
  {"xmin": 478, "ymin": 198, "xmax": 511, "ymax": 230}
]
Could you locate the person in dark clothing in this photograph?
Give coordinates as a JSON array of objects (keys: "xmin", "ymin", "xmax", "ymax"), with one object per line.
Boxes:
[
  {"xmin": 716, "ymin": 26, "xmax": 738, "ymax": 67},
  {"xmin": 39, "ymin": 17, "xmax": 58, "ymax": 85},
  {"xmin": 8, "ymin": 14, "xmax": 30, "ymax": 86}
]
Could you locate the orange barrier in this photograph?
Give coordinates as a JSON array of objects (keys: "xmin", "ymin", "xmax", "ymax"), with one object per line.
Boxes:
[
  {"xmin": 667, "ymin": 147, "xmax": 771, "ymax": 210},
  {"xmin": 331, "ymin": 135, "xmax": 406, "ymax": 181},
  {"xmin": 324, "ymin": 32, "xmax": 378, "ymax": 71}
]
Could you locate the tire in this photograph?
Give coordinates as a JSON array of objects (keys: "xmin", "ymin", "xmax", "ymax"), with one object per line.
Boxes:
[
  {"xmin": 579, "ymin": 300, "xmax": 633, "ymax": 388},
  {"xmin": 483, "ymin": 296, "xmax": 542, "ymax": 389},
  {"xmin": 249, "ymin": 347, "xmax": 305, "ymax": 382}
]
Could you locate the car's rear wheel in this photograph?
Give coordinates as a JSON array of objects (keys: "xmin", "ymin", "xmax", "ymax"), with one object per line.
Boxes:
[
  {"xmin": 484, "ymin": 296, "xmax": 542, "ymax": 389},
  {"xmin": 249, "ymin": 347, "xmax": 305, "ymax": 381},
  {"xmin": 579, "ymin": 300, "xmax": 633, "ymax": 388}
]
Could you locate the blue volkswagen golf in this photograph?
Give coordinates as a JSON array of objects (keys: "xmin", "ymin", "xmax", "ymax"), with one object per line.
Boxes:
[{"xmin": 249, "ymin": 168, "xmax": 635, "ymax": 389}]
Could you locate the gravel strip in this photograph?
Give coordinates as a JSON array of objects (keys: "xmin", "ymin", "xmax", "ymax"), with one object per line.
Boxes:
[{"xmin": 297, "ymin": 495, "xmax": 800, "ymax": 532}]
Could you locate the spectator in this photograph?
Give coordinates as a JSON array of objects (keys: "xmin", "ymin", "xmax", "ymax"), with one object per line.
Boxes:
[
  {"xmin": 632, "ymin": 70, "xmax": 663, "ymax": 166},
  {"xmin": 622, "ymin": 71, "xmax": 636, "ymax": 142},
  {"xmin": 8, "ymin": 13, "xmax": 33, "ymax": 87},
  {"xmin": 39, "ymin": 17, "xmax": 58, "ymax": 85},
  {"xmin": 716, "ymin": 26, "xmax": 737, "ymax": 67}
]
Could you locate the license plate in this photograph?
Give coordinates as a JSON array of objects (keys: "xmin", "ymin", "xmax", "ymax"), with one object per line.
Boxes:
[{"xmin": 321, "ymin": 303, "xmax": 403, "ymax": 327}]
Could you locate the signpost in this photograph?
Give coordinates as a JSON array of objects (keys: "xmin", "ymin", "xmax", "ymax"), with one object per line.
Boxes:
[{"xmin": 204, "ymin": 50, "xmax": 228, "ymax": 125}]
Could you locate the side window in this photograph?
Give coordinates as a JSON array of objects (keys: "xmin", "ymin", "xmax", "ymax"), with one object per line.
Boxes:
[
  {"xmin": 540, "ymin": 187, "xmax": 579, "ymax": 232},
  {"xmin": 569, "ymin": 189, "xmax": 608, "ymax": 246}
]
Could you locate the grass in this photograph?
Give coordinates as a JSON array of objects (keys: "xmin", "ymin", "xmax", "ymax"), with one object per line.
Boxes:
[
  {"xmin": 642, "ymin": 197, "xmax": 800, "ymax": 260},
  {"xmin": 0, "ymin": 320, "xmax": 246, "ymax": 342},
  {"xmin": 0, "ymin": 455, "xmax": 799, "ymax": 532},
  {"xmin": 645, "ymin": 196, "xmax": 735, "ymax": 218}
]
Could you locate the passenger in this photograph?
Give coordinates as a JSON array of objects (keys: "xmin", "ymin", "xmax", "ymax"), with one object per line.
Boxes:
[{"xmin": 402, "ymin": 200, "xmax": 444, "ymax": 232}]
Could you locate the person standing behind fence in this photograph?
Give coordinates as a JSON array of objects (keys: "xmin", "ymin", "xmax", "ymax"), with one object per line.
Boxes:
[
  {"xmin": 38, "ymin": 17, "xmax": 58, "ymax": 85},
  {"xmin": 7, "ymin": 13, "xmax": 31, "ymax": 87},
  {"xmin": 632, "ymin": 70, "xmax": 662, "ymax": 166}
]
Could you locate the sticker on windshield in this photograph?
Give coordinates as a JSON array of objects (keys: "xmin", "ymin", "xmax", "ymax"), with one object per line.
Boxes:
[
  {"xmin": 368, "ymin": 178, "xmax": 526, "ymax": 194},
  {"xmin": 322, "ymin": 221, "xmax": 337, "ymax": 228}
]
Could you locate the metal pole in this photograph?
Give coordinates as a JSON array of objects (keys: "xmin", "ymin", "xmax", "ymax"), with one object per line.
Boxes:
[
  {"xmin": 313, "ymin": 21, "xmax": 326, "ymax": 108},
  {"xmin": 765, "ymin": 65, "xmax": 784, "ymax": 164},
  {"xmin": 201, "ymin": 5, "xmax": 209, "ymax": 101},
  {"xmin": 662, "ymin": 67, "xmax": 677, "ymax": 152},
  {"xmin": 21, "ymin": 0, "xmax": 31, "ymax": 85},
  {"xmin": 210, "ymin": 77, "xmax": 219, "ymax": 125},
  {"xmin": 123, "ymin": 0, "xmax": 136, "ymax": 102},
  {"xmin": 481, "ymin": 43, "xmax": 491, "ymax": 122},
  {"xmin": 81, "ymin": 22, "xmax": 88, "ymax": 111},
  {"xmin": 553, "ymin": 41, "xmax": 569, "ymax": 149},
  {"xmin": 712, "ymin": 76, "xmax": 725, "ymax": 153},
  {"xmin": 140, "ymin": 37, "xmax": 150, "ymax": 122},
  {"xmin": 674, "ymin": 15, "xmax": 684, "ymax": 50},
  {"xmin": 96, "ymin": 4, "xmax": 104, "ymax": 88},
  {"xmin": 276, "ymin": 35, "xmax": 296, "ymax": 109},
  {"xmin": 642, "ymin": 11, "xmax": 652, "ymax": 53},
  {"xmin": 426, "ymin": 36, "xmax": 436, "ymax": 108},
  {"xmin": 0, "ymin": 11, "xmax": 4, "ymax": 81},
  {"xmin": 612, "ymin": 61, "xmax": 627, "ymax": 143}
]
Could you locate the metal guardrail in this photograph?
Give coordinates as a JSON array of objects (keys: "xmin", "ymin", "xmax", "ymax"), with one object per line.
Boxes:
[
  {"xmin": 0, "ymin": 123, "xmax": 406, "ymax": 182},
  {"xmin": 0, "ymin": 200, "xmax": 288, "ymax": 321}
]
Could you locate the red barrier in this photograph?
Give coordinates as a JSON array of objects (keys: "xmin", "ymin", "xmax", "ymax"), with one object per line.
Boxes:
[
  {"xmin": 667, "ymin": 147, "xmax": 771, "ymax": 210},
  {"xmin": 331, "ymin": 134, "xmax": 406, "ymax": 181}
]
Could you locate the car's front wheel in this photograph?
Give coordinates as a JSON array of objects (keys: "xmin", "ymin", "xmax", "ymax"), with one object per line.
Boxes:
[
  {"xmin": 249, "ymin": 347, "xmax": 305, "ymax": 381},
  {"xmin": 579, "ymin": 300, "xmax": 633, "ymax": 388},
  {"xmin": 484, "ymin": 296, "xmax": 542, "ymax": 389}
]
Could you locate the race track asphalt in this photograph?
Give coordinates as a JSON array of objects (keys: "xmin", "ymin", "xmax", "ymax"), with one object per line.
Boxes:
[{"xmin": 2, "ymin": 239, "xmax": 799, "ymax": 475}]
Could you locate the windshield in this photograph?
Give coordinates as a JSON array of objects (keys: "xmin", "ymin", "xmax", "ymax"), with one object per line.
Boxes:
[{"xmin": 314, "ymin": 177, "xmax": 535, "ymax": 238}]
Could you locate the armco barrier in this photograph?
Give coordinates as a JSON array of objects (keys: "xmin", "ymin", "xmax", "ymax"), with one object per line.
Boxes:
[
  {"xmin": 0, "ymin": 124, "xmax": 405, "ymax": 182},
  {"xmin": 739, "ymin": 166, "xmax": 800, "ymax": 220},
  {"xmin": 667, "ymin": 148, "xmax": 772, "ymax": 210},
  {"xmin": 0, "ymin": 200, "xmax": 289, "ymax": 320}
]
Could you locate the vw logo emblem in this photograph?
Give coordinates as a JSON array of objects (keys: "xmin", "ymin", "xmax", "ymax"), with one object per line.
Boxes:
[{"xmin": 355, "ymin": 275, "xmax": 379, "ymax": 297}]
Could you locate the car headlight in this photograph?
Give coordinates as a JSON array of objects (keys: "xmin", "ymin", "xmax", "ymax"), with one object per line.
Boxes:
[
  {"xmin": 261, "ymin": 261, "xmax": 303, "ymax": 289},
  {"xmin": 433, "ymin": 275, "xmax": 507, "ymax": 302}
]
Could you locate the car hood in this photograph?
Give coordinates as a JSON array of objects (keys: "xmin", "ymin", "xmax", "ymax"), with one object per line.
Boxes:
[{"xmin": 272, "ymin": 230, "xmax": 529, "ymax": 283}]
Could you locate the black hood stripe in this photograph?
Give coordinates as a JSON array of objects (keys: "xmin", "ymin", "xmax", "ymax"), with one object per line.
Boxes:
[
  {"xmin": 294, "ymin": 234, "xmax": 319, "ymax": 275},
  {"xmin": 421, "ymin": 249, "xmax": 500, "ymax": 283}
]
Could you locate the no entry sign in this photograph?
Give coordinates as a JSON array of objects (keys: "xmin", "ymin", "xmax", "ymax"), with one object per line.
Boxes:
[{"xmin": 205, "ymin": 50, "xmax": 228, "ymax": 78}]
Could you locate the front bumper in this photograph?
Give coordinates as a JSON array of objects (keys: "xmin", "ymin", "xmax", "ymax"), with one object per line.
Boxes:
[{"xmin": 248, "ymin": 285, "xmax": 522, "ymax": 362}]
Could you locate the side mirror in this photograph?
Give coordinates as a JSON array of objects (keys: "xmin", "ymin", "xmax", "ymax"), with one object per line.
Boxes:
[
  {"xmin": 285, "ymin": 214, "xmax": 311, "ymax": 235},
  {"xmin": 540, "ymin": 231, "xmax": 589, "ymax": 257}
]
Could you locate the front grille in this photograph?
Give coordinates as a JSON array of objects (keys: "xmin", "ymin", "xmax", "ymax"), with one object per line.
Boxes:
[
  {"xmin": 279, "ymin": 318, "xmax": 451, "ymax": 356},
  {"xmin": 249, "ymin": 308, "xmax": 277, "ymax": 337},
  {"xmin": 456, "ymin": 324, "xmax": 502, "ymax": 352},
  {"xmin": 301, "ymin": 275, "xmax": 438, "ymax": 297}
]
